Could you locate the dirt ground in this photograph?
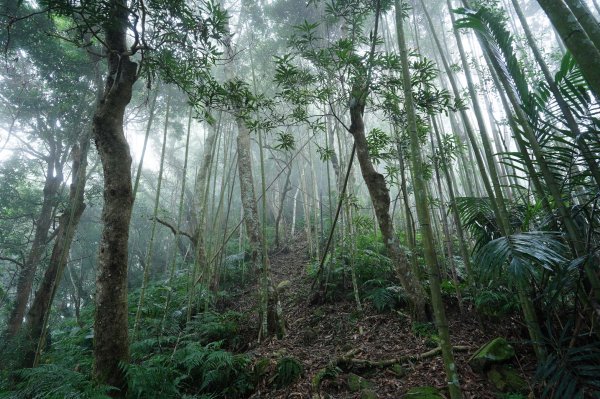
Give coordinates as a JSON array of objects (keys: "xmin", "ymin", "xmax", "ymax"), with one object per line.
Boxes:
[{"xmin": 229, "ymin": 235, "xmax": 535, "ymax": 398}]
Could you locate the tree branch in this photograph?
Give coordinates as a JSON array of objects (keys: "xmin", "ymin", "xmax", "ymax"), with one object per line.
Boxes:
[
  {"xmin": 151, "ymin": 216, "xmax": 195, "ymax": 242},
  {"xmin": 0, "ymin": 255, "xmax": 23, "ymax": 268}
]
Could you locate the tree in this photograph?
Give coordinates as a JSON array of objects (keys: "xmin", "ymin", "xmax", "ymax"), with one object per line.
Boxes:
[
  {"xmin": 395, "ymin": 1, "xmax": 462, "ymax": 397},
  {"xmin": 536, "ymin": 0, "xmax": 600, "ymax": 97}
]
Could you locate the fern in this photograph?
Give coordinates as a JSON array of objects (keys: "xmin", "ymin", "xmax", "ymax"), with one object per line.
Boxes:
[
  {"xmin": 365, "ymin": 285, "xmax": 407, "ymax": 312},
  {"xmin": 1, "ymin": 364, "xmax": 113, "ymax": 399},
  {"xmin": 126, "ymin": 354, "xmax": 183, "ymax": 399},
  {"xmin": 273, "ymin": 357, "xmax": 303, "ymax": 388},
  {"xmin": 473, "ymin": 287, "xmax": 520, "ymax": 318},
  {"xmin": 186, "ymin": 311, "xmax": 243, "ymax": 348}
]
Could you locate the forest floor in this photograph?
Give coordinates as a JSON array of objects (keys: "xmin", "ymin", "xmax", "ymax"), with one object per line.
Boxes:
[{"xmin": 228, "ymin": 234, "xmax": 536, "ymax": 398}]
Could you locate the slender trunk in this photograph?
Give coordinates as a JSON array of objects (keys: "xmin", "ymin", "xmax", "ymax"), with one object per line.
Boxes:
[
  {"xmin": 187, "ymin": 118, "xmax": 220, "ymax": 320},
  {"xmin": 563, "ymin": 0, "xmax": 600, "ymax": 49},
  {"xmin": 396, "ymin": 2, "xmax": 462, "ymax": 397},
  {"xmin": 162, "ymin": 108, "xmax": 193, "ymax": 332},
  {"xmin": 537, "ymin": 0, "xmax": 600, "ymax": 97},
  {"xmin": 93, "ymin": 0, "xmax": 137, "ymax": 392},
  {"xmin": 248, "ymin": 42, "xmax": 286, "ymax": 340},
  {"xmin": 510, "ymin": 0, "xmax": 600, "ymax": 189},
  {"xmin": 5, "ymin": 158, "xmax": 62, "ymax": 338},
  {"xmin": 440, "ymin": 0, "xmax": 513, "ymax": 235},
  {"xmin": 132, "ymin": 88, "xmax": 159, "ymax": 201},
  {"xmin": 395, "ymin": 135, "xmax": 421, "ymax": 279},
  {"xmin": 24, "ymin": 137, "xmax": 90, "ymax": 367},
  {"xmin": 432, "ymin": 116, "xmax": 473, "ymax": 279},
  {"xmin": 593, "ymin": 0, "xmax": 600, "ymax": 16},
  {"xmin": 291, "ymin": 185, "xmax": 300, "ymax": 237},
  {"xmin": 133, "ymin": 94, "xmax": 170, "ymax": 339},
  {"xmin": 275, "ymin": 159, "xmax": 293, "ymax": 248},
  {"xmin": 430, "ymin": 120, "xmax": 464, "ymax": 311}
]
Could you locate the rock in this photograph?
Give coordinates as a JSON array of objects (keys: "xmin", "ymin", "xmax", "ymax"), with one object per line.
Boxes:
[
  {"xmin": 487, "ymin": 365, "xmax": 528, "ymax": 393},
  {"xmin": 348, "ymin": 373, "xmax": 372, "ymax": 392},
  {"xmin": 404, "ymin": 386, "xmax": 443, "ymax": 398},
  {"xmin": 468, "ymin": 337, "xmax": 515, "ymax": 371},
  {"xmin": 360, "ymin": 388, "xmax": 378, "ymax": 399}
]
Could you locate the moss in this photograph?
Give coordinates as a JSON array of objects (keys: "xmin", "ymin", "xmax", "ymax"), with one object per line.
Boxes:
[
  {"xmin": 487, "ymin": 365, "xmax": 528, "ymax": 393},
  {"xmin": 469, "ymin": 337, "xmax": 516, "ymax": 372},
  {"xmin": 390, "ymin": 363, "xmax": 407, "ymax": 377},
  {"xmin": 348, "ymin": 373, "xmax": 372, "ymax": 392}
]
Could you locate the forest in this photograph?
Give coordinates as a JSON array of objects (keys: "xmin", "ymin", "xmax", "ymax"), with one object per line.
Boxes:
[{"xmin": 1, "ymin": 0, "xmax": 600, "ymax": 397}]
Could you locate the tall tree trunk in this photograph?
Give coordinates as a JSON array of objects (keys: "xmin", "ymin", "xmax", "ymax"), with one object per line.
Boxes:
[
  {"xmin": 431, "ymin": 116, "xmax": 473, "ymax": 279},
  {"xmin": 438, "ymin": 0, "xmax": 513, "ymax": 235},
  {"xmin": 536, "ymin": 0, "xmax": 600, "ymax": 97},
  {"xmin": 349, "ymin": 102, "xmax": 427, "ymax": 319},
  {"xmin": 510, "ymin": 0, "xmax": 600, "ymax": 189},
  {"xmin": 5, "ymin": 156, "xmax": 62, "ymax": 339},
  {"xmin": 396, "ymin": 2, "xmax": 462, "ymax": 397},
  {"xmin": 93, "ymin": 0, "xmax": 138, "ymax": 393},
  {"xmin": 563, "ymin": 0, "xmax": 600, "ymax": 49},
  {"xmin": 133, "ymin": 93, "xmax": 171, "ymax": 339},
  {"xmin": 274, "ymin": 159, "xmax": 293, "ymax": 249},
  {"xmin": 23, "ymin": 137, "xmax": 90, "ymax": 367},
  {"xmin": 345, "ymin": 0, "xmax": 426, "ymax": 319}
]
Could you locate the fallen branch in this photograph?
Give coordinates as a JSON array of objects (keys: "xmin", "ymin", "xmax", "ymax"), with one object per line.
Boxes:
[
  {"xmin": 345, "ymin": 345, "xmax": 471, "ymax": 368},
  {"xmin": 311, "ymin": 345, "xmax": 472, "ymax": 395}
]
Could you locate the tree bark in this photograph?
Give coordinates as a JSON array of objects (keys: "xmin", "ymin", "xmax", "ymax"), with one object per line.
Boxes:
[
  {"xmin": 349, "ymin": 101, "xmax": 427, "ymax": 319},
  {"xmin": 23, "ymin": 137, "xmax": 89, "ymax": 367},
  {"xmin": 563, "ymin": 0, "xmax": 600, "ymax": 50},
  {"xmin": 274, "ymin": 159, "xmax": 293, "ymax": 248},
  {"xmin": 5, "ymin": 157, "xmax": 62, "ymax": 339},
  {"xmin": 92, "ymin": 0, "xmax": 137, "ymax": 393},
  {"xmin": 537, "ymin": 0, "xmax": 600, "ymax": 97},
  {"xmin": 510, "ymin": 0, "xmax": 600, "ymax": 189}
]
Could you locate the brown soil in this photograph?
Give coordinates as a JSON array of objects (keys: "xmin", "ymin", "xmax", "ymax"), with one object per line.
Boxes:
[{"xmin": 231, "ymin": 234, "xmax": 535, "ymax": 398}]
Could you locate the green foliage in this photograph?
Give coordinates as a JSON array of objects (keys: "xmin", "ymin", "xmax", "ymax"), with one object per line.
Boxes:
[
  {"xmin": 455, "ymin": 196, "xmax": 502, "ymax": 250},
  {"xmin": 412, "ymin": 321, "xmax": 436, "ymax": 338},
  {"xmin": 363, "ymin": 283, "xmax": 407, "ymax": 312},
  {"xmin": 496, "ymin": 394, "xmax": 527, "ymax": 399},
  {"xmin": 273, "ymin": 357, "xmax": 303, "ymax": 388},
  {"xmin": 186, "ymin": 311, "xmax": 244, "ymax": 349},
  {"xmin": 472, "ymin": 288, "xmax": 519, "ymax": 318},
  {"xmin": 536, "ymin": 323, "xmax": 600, "ymax": 398},
  {"xmin": 125, "ymin": 341, "xmax": 253, "ymax": 399},
  {"xmin": 366, "ymin": 128, "xmax": 392, "ymax": 164},
  {"xmin": 274, "ymin": 132, "xmax": 295, "ymax": 151},
  {"xmin": 0, "ymin": 364, "xmax": 112, "ymax": 399},
  {"xmin": 312, "ymin": 364, "xmax": 342, "ymax": 392}
]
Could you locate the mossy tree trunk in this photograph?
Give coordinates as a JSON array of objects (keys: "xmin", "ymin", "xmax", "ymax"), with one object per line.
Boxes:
[{"xmin": 92, "ymin": 0, "xmax": 138, "ymax": 393}]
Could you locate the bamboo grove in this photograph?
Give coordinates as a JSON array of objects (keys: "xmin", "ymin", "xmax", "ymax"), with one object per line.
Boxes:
[{"xmin": 0, "ymin": 0, "xmax": 599, "ymax": 397}]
